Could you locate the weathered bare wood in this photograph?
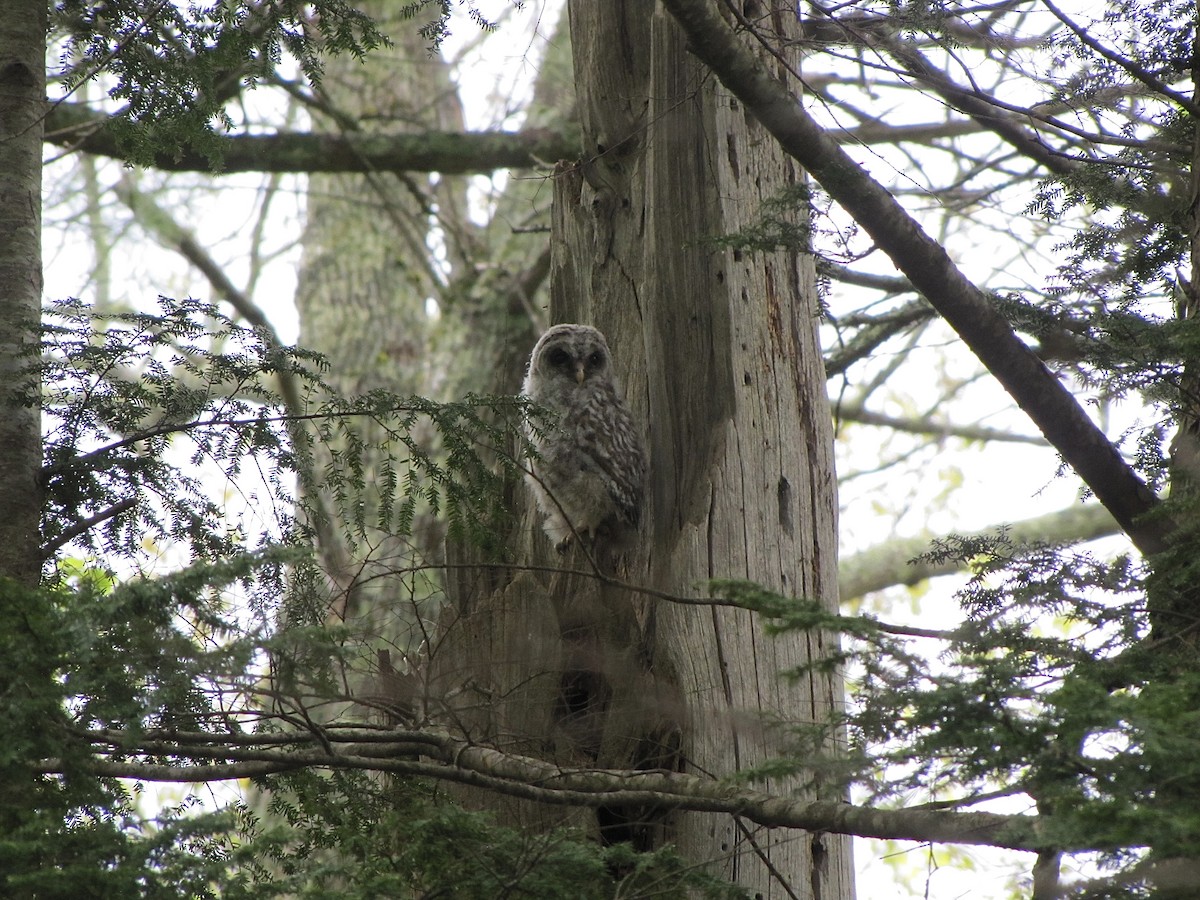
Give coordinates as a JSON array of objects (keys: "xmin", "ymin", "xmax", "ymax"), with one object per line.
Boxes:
[
  {"xmin": 542, "ymin": 2, "xmax": 851, "ymax": 895},
  {"xmin": 51, "ymin": 727, "xmax": 1050, "ymax": 853}
]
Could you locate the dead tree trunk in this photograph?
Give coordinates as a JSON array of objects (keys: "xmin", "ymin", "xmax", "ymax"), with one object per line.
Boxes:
[{"xmin": 431, "ymin": 3, "xmax": 853, "ymax": 896}]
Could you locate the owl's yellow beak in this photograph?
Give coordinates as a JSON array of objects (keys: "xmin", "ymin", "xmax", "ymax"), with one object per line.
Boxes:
[{"xmin": 574, "ymin": 361, "xmax": 586, "ymax": 384}]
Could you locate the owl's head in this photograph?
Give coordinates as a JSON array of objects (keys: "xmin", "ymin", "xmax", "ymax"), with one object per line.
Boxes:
[{"xmin": 528, "ymin": 324, "xmax": 613, "ymax": 390}]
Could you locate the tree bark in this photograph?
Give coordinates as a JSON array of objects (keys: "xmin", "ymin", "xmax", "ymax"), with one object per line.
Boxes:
[
  {"xmin": 433, "ymin": 2, "xmax": 852, "ymax": 895},
  {"xmin": 568, "ymin": 5, "xmax": 849, "ymax": 891},
  {"xmin": 0, "ymin": 0, "xmax": 46, "ymax": 852},
  {"xmin": 0, "ymin": 2, "xmax": 45, "ymax": 585}
]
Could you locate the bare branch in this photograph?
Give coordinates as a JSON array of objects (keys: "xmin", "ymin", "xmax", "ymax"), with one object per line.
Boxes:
[
  {"xmin": 113, "ymin": 175, "xmax": 263, "ymax": 326},
  {"xmin": 807, "ymin": 4, "xmax": 1081, "ymax": 178},
  {"xmin": 824, "ymin": 300, "xmax": 936, "ymax": 378},
  {"xmin": 839, "ymin": 502, "xmax": 1121, "ymax": 600},
  {"xmin": 45, "ymin": 102, "xmax": 578, "ymax": 175},
  {"xmin": 39, "ymin": 498, "xmax": 136, "ymax": 559},
  {"xmin": 835, "ymin": 402, "xmax": 1049, "ymax": 446}
]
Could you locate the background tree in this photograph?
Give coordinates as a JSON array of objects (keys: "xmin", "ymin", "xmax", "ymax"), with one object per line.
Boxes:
[
  {"xmin": 0, "ymin": 1, "xmax": 46, "ymax": 586},
  {"xmin": 290, "ymin": 2, "xmax": 468, "ymax": 624}
]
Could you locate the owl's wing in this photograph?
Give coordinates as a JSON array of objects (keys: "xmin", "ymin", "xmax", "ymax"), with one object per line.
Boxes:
[{"xmin": 583, "ymin": 401, "xmax": 645, "ymax": 528}]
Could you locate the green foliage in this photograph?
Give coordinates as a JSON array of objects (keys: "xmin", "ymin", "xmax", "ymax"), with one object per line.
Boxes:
[
  {"xmin": 992, "ymin": 292, "xmax": 1200, "ymax": 418},
  {"xmin": 400, "ymin": 1, "xmax": 518, "ymax": 50},
  {"xmin": 231, "ymin": 770, "xmax": 745, "ymax": 898},
  {"xmin": 1029, "ymin": 178, "xmax": 1187, "ymax": 309},
  {"xmin": 723, "ymin": 526, "xmax": 1200, "ymax": 888},
  {"xmin": 53, "ymin": 0, "xmax": 389, "ymax": 166},
  {"xmin": 856, "ymin": 537, "xmax": 1144, "ymax": 797},
  {"xmin": 41, "ymin": 297, "xmax": 520, "ymax": 573},
  {"xmin": 711, "ymin": 183, "xmax": 816, "ymax": 255},
  {"xmin": 1026, "ymin": 1, "xmax": 1193, "ymax": 312},
  {"xmin": 1045, "ymin": 0, "xmax": 1194, "ymax": 101},
  {"xmin": 42, "ymin": 297, "xmax": 319, "ymax": 565},
  {"xmin": 19, "ymin": 296, "xmax": 750, "ymax": 896},
  {"xmin": 0, "ymin": 570, "xmax": 280, "ymax": 898},
  {"xmin": 304, "ymin": 387, "xmax": 524, "ymax": 561}
]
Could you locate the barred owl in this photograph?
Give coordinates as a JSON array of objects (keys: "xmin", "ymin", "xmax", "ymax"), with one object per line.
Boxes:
[{"xmin": 522, "ymin": 324, "xmax": 646, "ymax": 552}]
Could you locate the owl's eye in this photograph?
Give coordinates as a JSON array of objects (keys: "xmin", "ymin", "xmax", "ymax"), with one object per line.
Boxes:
[
  {"xmin": 546, "ymin": 348, "xmax": 571, "ymax": 367},
  {"xmin": 587, "ymin": 351, "xmax": 605, "ymax": 368}
]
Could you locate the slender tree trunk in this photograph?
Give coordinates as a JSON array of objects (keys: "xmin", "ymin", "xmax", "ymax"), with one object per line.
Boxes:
[
  {"xmin": 0, "ymin": 0, "xmax": 46, "ymax": 850},
  {"xmin": 1161, "ymin": 18, "xmax": 1200, "ymax": 642},
  {"xmin": 0, "ymin": 3, "xmax": 46, "ymax": 585}
]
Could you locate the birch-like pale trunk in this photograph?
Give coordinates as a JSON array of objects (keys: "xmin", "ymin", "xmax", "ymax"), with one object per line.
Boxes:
[{"xmin": 0, "ymin": 2, "xmax": 46, "ymax": 585}]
